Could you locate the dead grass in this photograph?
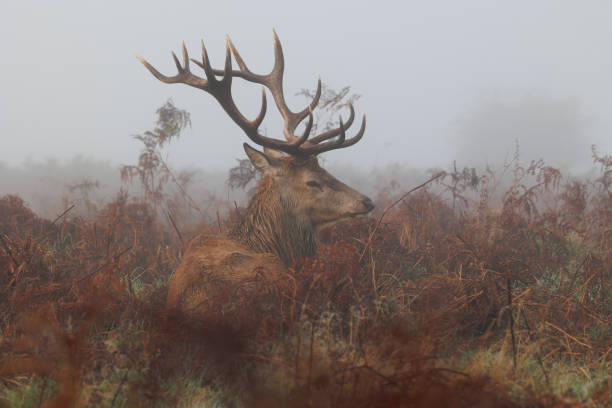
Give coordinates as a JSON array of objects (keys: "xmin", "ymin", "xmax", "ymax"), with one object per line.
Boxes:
[{"xmin": 0, "ymin": 148, "xmax": 610, "ymax": 407}]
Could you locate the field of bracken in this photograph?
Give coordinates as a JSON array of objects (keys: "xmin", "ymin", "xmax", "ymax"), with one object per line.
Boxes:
[{"xmin": 0, "ymin": 105, "xmax": 610, "ymax": 407}]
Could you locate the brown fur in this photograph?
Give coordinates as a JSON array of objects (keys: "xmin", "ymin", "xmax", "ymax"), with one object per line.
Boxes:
[
  {"xmin": 166, "ymin": 153, "xmax": 373, "ymax": 317},
  {"xmin": 228, "ymin": 175, "xmax": 318, "ymax": 265},
  {"xmin": 166, "ymin": 235, "xmax": 285, "ymax": 313}
]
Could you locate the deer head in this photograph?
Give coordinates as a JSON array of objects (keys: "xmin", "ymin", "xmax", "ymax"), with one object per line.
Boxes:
[
  {"xmin": 137, "ymin": 31, "xmax": 373, "ymax": 264},
  {"xmin": 244, "ymin": 144, "xmax": 374, "ymax": 229}
]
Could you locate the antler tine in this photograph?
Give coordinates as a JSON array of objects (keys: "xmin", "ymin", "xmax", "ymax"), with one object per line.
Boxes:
[
  {"xmin": 308, "ymin": 102, "xmax": 356, "ymax": 145},
  {"xmin": 269, "ymin": 30, "xmax": 303, "ymax": 142},
  {"xmin": 190, "ymin": 40, "xmax": 224, "ymax": 83},
  {"xmin": 310, "ymin": 77, "xmax": 322, "ymax": 111},
  {"xmin": 335, "ymin": 117, "xmax": 346, "ymax": 146},
  {"xmin": 199, "ymin": 40, "xmax": 217, "ymax": 83},
  {"xmin": 293, "ymin": 77, "xmax": 322, "ymax": 127},
  {"xmin": 299, "ymin": 108, "xmax": 315, "ymax": 143},
  {"xmin": 254, "ymin": 88, "xmax": 268, "ymax": 128},
  {"xmin": 136, "ymin": 48, "xmax": 208, "ymax": 90},
  {"xmin": 222, "ymin": 38, "xmax": 233, "ymax": 85},
  {"xmin": 301, "ymin": 114, "xmax": 366, "ymax": 155},
  {"xmin": 334, "ymin": 114, "xmax": 366, "ymax": 149},
  {"xmin": 181, "ymin": 41, "xmax": 189, "ymax": 71},
  {"xmin": 227, "ymin": 36, "xmax": 250, "ymax": 73}
]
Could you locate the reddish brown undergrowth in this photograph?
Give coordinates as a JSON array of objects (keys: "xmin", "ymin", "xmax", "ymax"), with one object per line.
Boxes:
[{"xmin": 0, "ymin": 151, "xmax": 610, "ymax": 407}]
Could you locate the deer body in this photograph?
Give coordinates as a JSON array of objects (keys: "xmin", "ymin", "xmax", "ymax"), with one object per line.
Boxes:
[
  {"xmin": 139, "ymin": 32, "xmax": 373, "ymax": 316},
  {"xmin": 166, "ymin": 235, "xmax": 286, "ymax": 313}
]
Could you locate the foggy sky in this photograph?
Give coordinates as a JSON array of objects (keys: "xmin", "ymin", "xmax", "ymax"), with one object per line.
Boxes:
[{"xmin": 1, "ymin": 0, "xmax": 611, "ymax": 172}]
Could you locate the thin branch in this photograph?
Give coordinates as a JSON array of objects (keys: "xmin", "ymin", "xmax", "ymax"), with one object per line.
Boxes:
[
  {"xmin": 51, "ymin": 204, "xmax": 76, "ymax": 226},
  {"xmin": 359, "ymin": 172, "xmax": 445, "ymax": 261},
  {"xmin": 166, "ymin": 209, "xmax": 185, "ymax": 250},
  {"xmin": 506, "ymin": 269, "xmax": 517, "ymax": 372}
]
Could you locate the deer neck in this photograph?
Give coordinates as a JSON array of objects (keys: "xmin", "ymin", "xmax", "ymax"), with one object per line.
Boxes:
[{"xmin": 229, "ymin": 177, "xmax": 318, "ymax": 266}]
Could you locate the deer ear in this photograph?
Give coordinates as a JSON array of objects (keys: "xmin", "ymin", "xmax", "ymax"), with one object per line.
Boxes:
[
  {"xmin": 243, "ymin": 143, "xmax": 281, "ymax": 174},
  {"xmin": 263, "ymin": 147, "xmax": 286, "ymax": 160}
]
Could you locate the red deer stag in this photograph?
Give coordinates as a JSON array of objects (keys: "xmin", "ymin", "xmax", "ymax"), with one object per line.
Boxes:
[{"xmin": 137, "ymin": 31, "xmax": 373, "ymax": 316}]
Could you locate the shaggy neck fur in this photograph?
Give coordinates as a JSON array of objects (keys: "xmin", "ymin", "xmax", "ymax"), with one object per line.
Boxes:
[{"xmin": 229, "ymin": 176, "xmax": 318, "ymax": 266}]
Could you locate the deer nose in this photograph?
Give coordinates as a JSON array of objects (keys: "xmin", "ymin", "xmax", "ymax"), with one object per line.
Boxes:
[{"xmin": 362, "ymin": 198, "xmax": 375, "ymax": 212}]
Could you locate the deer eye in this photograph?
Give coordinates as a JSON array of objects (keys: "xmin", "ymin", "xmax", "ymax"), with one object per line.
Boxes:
[{"xmin": 306, "ymin": 181, "xmax": 323, "ymax": 190}]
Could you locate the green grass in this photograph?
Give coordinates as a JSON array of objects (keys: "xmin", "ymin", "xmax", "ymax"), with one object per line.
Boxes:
[
  {"xmin": 0, "ymin": 378, "xmax": 56, "ymax": 408},
  {"xmin": 453, "ymin": 338, "xmax": 611, "ymax": 406}
]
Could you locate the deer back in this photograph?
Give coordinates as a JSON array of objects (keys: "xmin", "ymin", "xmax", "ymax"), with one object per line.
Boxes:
[{"xmin": 167, "ymin": 234, "xmax": 287, "ymax": 316}]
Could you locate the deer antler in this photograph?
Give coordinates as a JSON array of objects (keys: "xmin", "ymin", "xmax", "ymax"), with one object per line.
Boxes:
[{"xmin": 136, "ymin": 31, "xmax": 366, "ymax": 157}]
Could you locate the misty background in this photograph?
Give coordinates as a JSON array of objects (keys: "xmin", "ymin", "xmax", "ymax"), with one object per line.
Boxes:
[{"xmin": 1, "ymin": 0, "xmax": 611, "ymax": 217}]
